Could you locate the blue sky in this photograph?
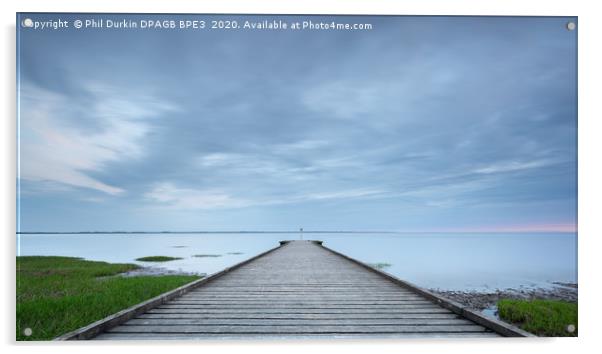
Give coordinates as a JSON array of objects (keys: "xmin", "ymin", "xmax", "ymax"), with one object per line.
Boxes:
[{"xmin": 17, "ymin": 15, "xmax": 577, "ymax": 232}]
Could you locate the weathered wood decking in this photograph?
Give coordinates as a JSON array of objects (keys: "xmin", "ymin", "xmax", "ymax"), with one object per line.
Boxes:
[{"xmin": 61, "ymin": 240, "xmax": 532, "ymax": 340}]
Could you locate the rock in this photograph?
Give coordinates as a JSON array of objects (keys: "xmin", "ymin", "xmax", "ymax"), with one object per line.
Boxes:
[{"xmin": 430, "ymin": 283, "xmax": 578, "ymax": 311}]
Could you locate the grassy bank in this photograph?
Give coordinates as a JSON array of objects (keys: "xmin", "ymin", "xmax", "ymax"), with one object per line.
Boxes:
[
  {"xmin": 17, "ymin": 256, "xmax": 199, "ymax": 341},
  {"xmin": 135, "ymin": 256, "xmax": 182, "ymax": 262},
  {"xmin": 497, "ymin": 299, "xmax": 578, "ymax": 336}
]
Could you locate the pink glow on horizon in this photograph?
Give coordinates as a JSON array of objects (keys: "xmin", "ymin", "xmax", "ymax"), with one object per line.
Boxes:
[{"xmin": 419, "ymin": 223, "xmax": 577, "ymax": 233}]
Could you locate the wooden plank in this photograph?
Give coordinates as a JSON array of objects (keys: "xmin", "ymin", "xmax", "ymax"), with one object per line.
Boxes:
[
  {"xmin": 157, "ymin": 304, "xmax": 442, "ymax": 310},
  {"xmin": 108, "ymin": 324, "xmax": 489, "ymax": 334},
  {"xmin": 126, "ymin": 318, "xmax": 475, "ymax": 326},
  {"xmin": 170, "ymin": 300, "xmax": 434, "ymax": 305},
  {"xmin": 193, "ymin": 286, "xmax": 405, "ymax": 290},
  {"xmin": 178, "ymin": 295, "xmax": 426, "ymax": 300},
  {"xmin": 147, "ymin": 308, "xmax": 453, "ymax": 314},
  {"xmin": 177, "ymin": 298, "xmax": 428, "ymax": 302},
  {"xmin": 195, "ymin": 284, "xmax": 404, "ymax": 287},
  {"xmin": 179, "ymin": 299, "xmax": 426, "ymax": 303},
  {"xmin": 138, "ymin": 313, "xmax": 461, "ymax": 319},
  {"xmin": 189, "ymin": 291, "xmax": 407, "ymax": 294},
  {"xmin": 187, "ymin": 288, "xmax": 417, "ymax": 293},
  {"xmin": 95, "ymin": 332, "xmax": 501, "ymax": 340},
  {"xmin": 185, "ymin": 289, "xmax": 412, "ymax": 298},
  {"xmin": 187, "ymin": 290, "xmax": 413, "ymax": 294}
]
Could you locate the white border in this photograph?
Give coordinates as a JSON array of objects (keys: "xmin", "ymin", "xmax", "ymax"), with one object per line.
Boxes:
[{"xmin": 2, "ymin": 1, "xmax": 600, "ymax": 353}]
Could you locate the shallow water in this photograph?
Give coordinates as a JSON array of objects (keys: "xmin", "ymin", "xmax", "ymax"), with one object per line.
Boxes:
[
  {"xmin": 17, "ymin": 232, "xmax": 576, "ymax": 292},
  {"xmin": 481, "ymin": 305, "xmax": 499, "ymax": 319}
]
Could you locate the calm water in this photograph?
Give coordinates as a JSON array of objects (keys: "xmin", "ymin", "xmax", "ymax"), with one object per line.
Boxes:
[{"xmin": 17, "ymin": 232, "xmax": 577, "ymax": 292}]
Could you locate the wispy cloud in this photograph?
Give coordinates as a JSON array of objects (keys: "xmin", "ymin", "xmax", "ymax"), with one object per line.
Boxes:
[
  {"xmin": 472, "ymin": 159, "xmax": 561, "ymax": 175},
  {"xmin": 301, "ymin": 188, "xmax": 385, "ymax": 201},
  {"xmin": 19, "ymin": 82, "xmax": 176, "ymax": 195},
  {"xmin": 301, "ymin": 57, "xmax": 461, "ymax": 125},
  {"xmin": 145, "ymin": 181, "xmax": 386, "ymax": 210},
  {"xmin": 272, "ymin": 140, "xmax": 329, "ymax": 151},
  {"xmin": 302, "ymin": 81, "xmax": 381, "ymax": 120},
  {"xmin": 145, "ymin": 182, "xmax": 249, "ymax": 209}
]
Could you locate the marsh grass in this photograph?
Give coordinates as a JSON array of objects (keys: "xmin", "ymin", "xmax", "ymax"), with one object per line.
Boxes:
[
  {"xmin": 497, "ymin": 299, "xmax": 577, "ymax": 336},
  {"xmin": 135, "ymin": 256, "xmax": 182, "ymax": 262},
  {"xmin": 368, "ymin": 262, "xmax": 392, "ymax": 270},
  {"xmin": 16, "ymin": 256, "xmax": 198, "ymax": 340},
  {"xmin": 192, "ymin": 254, "xmax": 222, "ymax": 258}
]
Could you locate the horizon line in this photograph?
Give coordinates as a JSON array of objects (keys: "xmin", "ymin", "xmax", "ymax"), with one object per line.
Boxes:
[{"xmin": 16, "ymin": 229, "xmax": 577, "ymax": 235}]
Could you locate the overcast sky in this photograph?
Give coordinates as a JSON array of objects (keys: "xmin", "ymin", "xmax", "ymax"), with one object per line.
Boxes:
[{"xmin": 17, "ymin": 15, "xmax": 577, "ymax": 232}]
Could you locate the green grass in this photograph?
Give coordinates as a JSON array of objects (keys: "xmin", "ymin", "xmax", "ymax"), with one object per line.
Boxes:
[
  {"xmin": 17, "ymin": 256, "xmax": 199, "ymax": 341},
  {"xmin": 135, "ymin": 256, "xmax": 183, "ymax": 262},
  {"xmin": 497, "ymin": 299, "xmax": 578, "ymax": 336},
  {"xmin": 368, "ymin": 262, "xmax": 391, "ymax": 270},
  {"xmin": 192, "ymin": 254, "xmax": 222, "ymax": 258}
]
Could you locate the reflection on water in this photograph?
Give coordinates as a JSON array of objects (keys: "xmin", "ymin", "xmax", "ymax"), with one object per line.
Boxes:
[{"xmin": 17, "ymin": 232, "xmax": 576, "ymax": 291}]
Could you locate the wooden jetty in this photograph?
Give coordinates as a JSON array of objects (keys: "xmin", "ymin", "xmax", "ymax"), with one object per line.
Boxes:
[{"xmin": 56, "ymin": 240, "xmax": 533, "ymax": 340}]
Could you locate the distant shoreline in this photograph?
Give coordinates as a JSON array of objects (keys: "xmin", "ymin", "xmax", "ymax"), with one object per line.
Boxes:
[
  {"xmin": 16, "ymin": 231, "xmax": 576, "ymax": 235},
  {"xmin": 16, "ymin": 231, "xmax": 378, "ymax": 235}
]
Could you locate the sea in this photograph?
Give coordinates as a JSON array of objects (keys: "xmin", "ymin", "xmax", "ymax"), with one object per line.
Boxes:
[{"xmin": 17, "ymin": 232, "xmax": 577, "ymax": 292}]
